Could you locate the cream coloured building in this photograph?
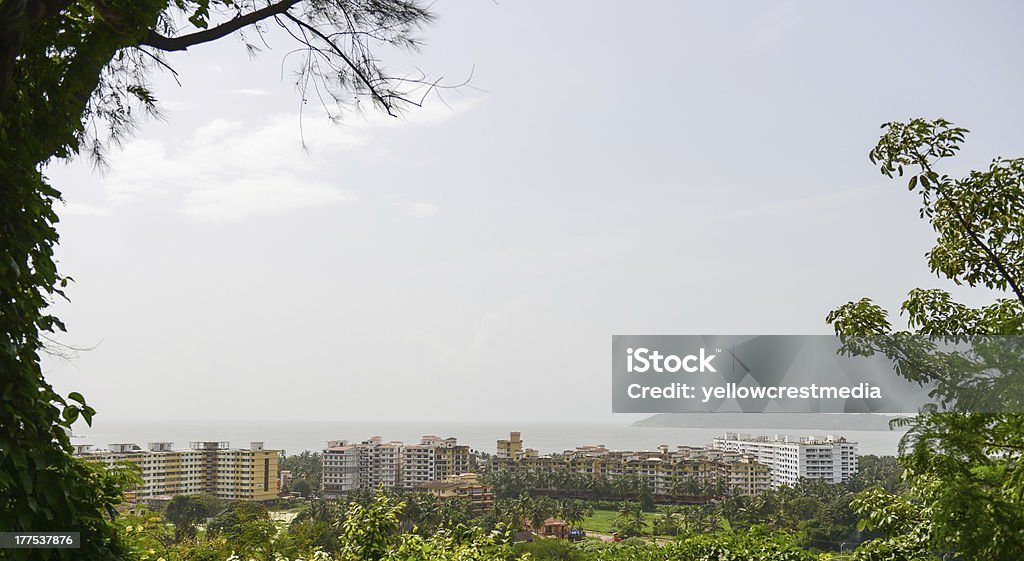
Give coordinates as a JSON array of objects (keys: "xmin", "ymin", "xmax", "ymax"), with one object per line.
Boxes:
[{"xmin": 74, "ymin": 441, "xmax": 280, "ymax": 501}]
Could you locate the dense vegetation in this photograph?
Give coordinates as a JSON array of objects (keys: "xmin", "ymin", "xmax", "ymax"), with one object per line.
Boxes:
[
  {"xmin": 281, "ymin": 451, "xmax": 324, "ymax": 498},
  {"xmin": 484, "ymin": 465, "xmax": 722, "ymax": 504},
  {"xmin": 114, "ymin": 489, "xmax": 821, "ymax": 561}
]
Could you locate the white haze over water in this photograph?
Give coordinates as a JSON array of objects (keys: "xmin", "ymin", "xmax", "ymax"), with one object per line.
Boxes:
[{"xmin": 69, "ymin": 419, "xmax": 908, "ymax": 457}]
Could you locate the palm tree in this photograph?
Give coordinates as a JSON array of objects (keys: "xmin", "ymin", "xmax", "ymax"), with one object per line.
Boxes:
[
  {"xmin": 399, "ymin": 493, "xmax": 439, "ymax": 534},
  {"xmin": 558, "ymin": 499, "xmax": 592, "ymax": 530},
  {"xmin": 651, "ymin": 512, "xmax": 681, "ymax": 536},
  {"xmin": 612, "ymin": 501, "xmax": 646, "ymax": 538}
]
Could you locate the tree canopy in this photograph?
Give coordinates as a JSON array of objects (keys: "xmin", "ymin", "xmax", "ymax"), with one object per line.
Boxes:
[{"xmin": 828, "ymin": 118, "xmax": 1024, "ymax": 560}]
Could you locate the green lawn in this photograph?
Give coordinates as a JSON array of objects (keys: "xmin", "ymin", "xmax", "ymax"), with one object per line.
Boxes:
[{"xmin": 579, "ymin": 509, "xmax": 656, "ymax": 534}]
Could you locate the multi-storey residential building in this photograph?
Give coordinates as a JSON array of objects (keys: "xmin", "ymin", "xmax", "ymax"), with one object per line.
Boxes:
[
  {"xmin": 712, "ymin": 433, "xmax": 857, "ymax": 487},
  {"xmin": 496, "ymin": 431, "xmax": 539, "ymax": 460},
  {"xmin": 432, "ymin": 436, "xmax": 471, "ymax": 479},
  {"xmin": 402, "ymin": 440, "xmax": 436, "ymax": 489},
  {"xmin": 321, "ymin": 435, "xmax": 471, "ymax": 497},
  {"xmin": 365, "ymin": 440, "xmax": 403, "ymax": 488},
  {"xmin": 496, "ymin": 431, "xmax": 523, "ymax": 459},
  {"xmin": 322, "ymin": 442, "xmax": 361, "ymax": 495},
  {"xmin": 719, "ymin": 455, "xmax": 772, "ymax": 496},
  {"xmin": 415, "ymin": 473, "xmax": 495, "ymax": 513},
  {"xmin": 73, "ymin": 441, "xmax": 280, "ymax": 501},
  {"xmin": 497, "ymin": 443, "xmax": 770, "ymax": 497}
]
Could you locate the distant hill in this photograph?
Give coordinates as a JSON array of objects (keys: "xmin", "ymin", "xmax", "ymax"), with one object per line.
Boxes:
[{"xmin": 633, "ymin": 413, "xmax": 903, "ymax": 431}]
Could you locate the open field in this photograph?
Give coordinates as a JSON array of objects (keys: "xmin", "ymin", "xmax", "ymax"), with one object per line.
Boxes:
[{"xmin": 579, "ymin": 509, "xmax": 656, "ymax": 534}]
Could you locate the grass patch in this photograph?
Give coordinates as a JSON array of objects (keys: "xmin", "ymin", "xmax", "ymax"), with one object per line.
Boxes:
[{"xmin": 579, "ymin": 509, "xmax": 655, "ymax": 534}]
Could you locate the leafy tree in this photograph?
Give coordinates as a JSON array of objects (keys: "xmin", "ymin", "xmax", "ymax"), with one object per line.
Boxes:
[
  {"xmin": 848, "ymin": 455, "xmax": 903, "ymax": 493},
  {"xmin": 399, "ymin": 492, "xmax": 440, "ymax": 534},
  {"xmin": 340, "ymin": 490, "xmax": 404, "ymax": 561},
  {"xmin": 279, "ymin": 517, "xmax": 341, "ymax": 558},
  {"xmin": 827, "ymin": 118, "xmax": 1024, "ymax": 560},
  {"xmin": 281, "ymin": 451, "xmax": 323, "ymax": 492},
  {"xmin": 514, "ymin": 538, "xmax": 587, "ymax": 561},
  {"xmin": 638, "ymin": 484, "xmax": 656, "ymax": 512},
  {"xmin": 164, "ymin": 494, "xmax": 222, "ymax": 541},
  {"xmin": 393, "ymin": 523, "xmax": 525, "ymax": 561},
  {"xmin": 289, "ymin": 478, "xmax": 313, "ymax": 498},
  {"xmin": 671, "ymin": 527, "xmax": 816, "ymax": 561},
  {"xmin": 849, "ymin": 484, "xmax": 937, "ymax": 561},
  {"xmin": 651, "ymin": 512, "xmax": 683, "ymax": 537},
  {"xmin": 114, "ymin": 507, "xmax": 175, "ymax": 561},
  {"xmin": 292, "ymin": 497, "xmax": 345, "ymax": 527},
  {"xmin": 436, "ymin": 497, "xmax": 473, "ymax": 529},
  {"xmin": 576, "ymin": 527, "xmax": 814, "ymax": 561},
  {"xmin": 206, "ymin": 500, "xmax": 278, "ymax": 558},
  {"xmin": 0, "ymin": 2, "xmax": 444, "ymax": 559},
  {"xmin": 784, "ymin": 496, "xmax": 821, "ymax": 522},
  {"xmin": 288, "ymin": 498, "xmax": 347, "ymax": 554}
]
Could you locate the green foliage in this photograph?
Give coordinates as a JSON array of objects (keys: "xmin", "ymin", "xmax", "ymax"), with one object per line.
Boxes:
[
  {"xmin": 486, "ymin": 466, "xmax": 692, "ymax": 502},
  {"xmin": 610, "ymin": 501, "xmax": 647, "ymax": 538},
  {"xmin": 650, "ymin": 512, "xmax": 684, "ymax": 537},
  {"xmin": 828, "ymin": 118, "xmax": 1024, "ymax": 560},
  {"xmin": 848, "ymin": 484, "xmax": 936, "ymax": 561},
  {"xmin": 848, "ymin": 455, "xmax": 904, "ymax": 494},
  {"xmin": 281, "ymin": 517, "xmax": 341, "ymax": 557},
  {"xmin": 164, "ymin": 494, "xmax": 222, "ymax": 541},
  {"xmin": 115, "ymin": 507, "xmax": 175, "ymax": 561},
  {"xmin": 291, "ymin": 478, "xmax": 314, "ymax": 497},
  {"xmin": 207, "ymin": 500, "xmax": 270, "ymax": 535},
  {"xmin": 205, "ymin": 501, "xmax": 279, "ymax": 559},
  {"xmin": 0, "ymin": 8, "xmax": 166, "ymax": 560},
  {"xmin": 558, "ymin": 499, "xmax": 593, "ymax": 529},
  {"xmin": 282, "ymin": 450, "xmax": 323, "ymax": 492},
  {"xmin": 514, "ymin": 538, "xmax": 587, "ymax": 561},
  {"xmin": 339, "ymin": 491, "xmax": 404, "ymax": 561},
  {"xmin": 400, "ymin": 492, "xmax": 442, "ymax": 533},
  {"xmin": 391, "ymin": 525, "xmax": 523, "ymax": 561},
  {"xmin": 572, "ymin": 527, "xmax": 813, "ymax": 561}
]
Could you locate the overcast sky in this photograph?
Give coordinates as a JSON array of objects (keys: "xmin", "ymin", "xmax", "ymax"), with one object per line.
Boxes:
[{"xmin": 44, "ymin": 1, "xmax": 1024, "ymax": 423}]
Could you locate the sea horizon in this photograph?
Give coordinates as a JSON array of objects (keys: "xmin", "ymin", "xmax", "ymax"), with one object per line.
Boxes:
[{"xmin": 68, "ymin": 418, "xmax": 910, "ymax": 457}]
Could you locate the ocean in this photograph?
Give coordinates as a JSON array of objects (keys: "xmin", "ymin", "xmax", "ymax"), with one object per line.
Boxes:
[{"xmin": 69, "ymin": 419, "xmax": 910, "ymax": 457}]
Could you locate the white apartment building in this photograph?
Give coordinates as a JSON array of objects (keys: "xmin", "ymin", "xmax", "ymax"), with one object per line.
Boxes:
[
  {"xmin": 712, "ymin": 433, "xmax": 857, "ymax": 487},
  {"xmin": 367, "ymin": 440, "xmax": 402, "ymax": 488},
  {"xmin": 322, "ymin": 435, "xmax": 470, "ymax": 497},
  {"xmin": 322, "ymin": 442, "xmax": 361, "ymax": 495},
  {"xmin": 402, "ymin": 441, "xmax": 437, "ymax": 489}
]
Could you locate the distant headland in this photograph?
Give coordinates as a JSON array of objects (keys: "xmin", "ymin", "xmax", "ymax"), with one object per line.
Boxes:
[{"xmin": 633, "ymin": 412, "xmax": 904, "ymax": 431}]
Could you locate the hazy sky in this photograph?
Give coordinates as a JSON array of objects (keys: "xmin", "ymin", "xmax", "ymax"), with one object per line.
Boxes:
[{"xmin": 44, "ymin": 1, "xmax": 1024, "ymax": 424}]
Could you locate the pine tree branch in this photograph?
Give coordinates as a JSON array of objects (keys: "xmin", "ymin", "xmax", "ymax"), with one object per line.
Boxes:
[{"xmin": 141, "ymin": 0, "xmax": 300, "ymax": 52}]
